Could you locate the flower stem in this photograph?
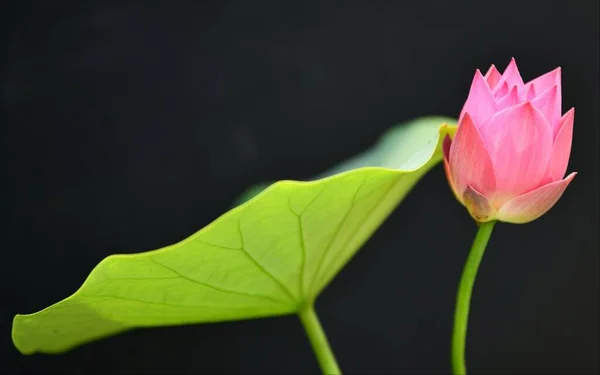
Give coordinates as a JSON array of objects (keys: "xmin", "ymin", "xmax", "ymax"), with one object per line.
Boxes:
[
  {"xmin": 298, "ymin": 304, "xmax": 342, "ymax": 374},
  {"xmin": 451, "ymin": 220, "xmax": 496, "ymax": 374}
]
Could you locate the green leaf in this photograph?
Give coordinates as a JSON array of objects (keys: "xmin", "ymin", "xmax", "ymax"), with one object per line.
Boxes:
[
  {"xmin": 12, "ymin": 117, "xmax": 456, "ymax": 355},
  {"xmin": 235, "ymin": 116, "xmax": 458, "ymax": 204}
]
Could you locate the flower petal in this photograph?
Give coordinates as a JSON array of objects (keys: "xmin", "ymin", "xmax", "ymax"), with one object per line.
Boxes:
[
  {"xmin": 496, "ymin": 86, "xmax": 521, "ymax": 110},
  {"xmin": 459, "ymin": 70, "xmax": 497, "ymax": 127},
  {"xmin": 449, "ymin": 113, "xmax": 496, "ymax": 198},
  {"xmin": 548, "ymin": 108, "xmax": 575, "ymax": 181},
  {"xmin": 524, "ymin": 84, "xmax": 537, "ymax": 101},
  {"xmin": 443, "ymin": 134, "xmax": 451, "ymax": 161},
  {"xmin": 443, "ymin": 135, "xmax": 462, "ymax": 203},
  {"xmin": 463, "ymin": 185, "xmax": 497, "ymax": 222},
  {"xmin": 478, "ymin": 102, "xmax": 553, "ymax": 204},
  {"xmin": 496, "ymin": 172, "xmax": 576, "ymax": 224},
  {"xmin": 484, "ymin": 64, "xmax": 502, "ymax": 90},
  {"xmin": 531, "ymin": 85, "xmax": 561, "ymax": 132},
  {"xmin": 495, "ymin": 58, "xmax": 525, "ymax": 96},
  {"xmin": 493, "ymin": 81, "xmax": 509, "ymax": 100},
  {"xmin": 528, "ymin": 67, "xmax": 561, "ymax": 98}
]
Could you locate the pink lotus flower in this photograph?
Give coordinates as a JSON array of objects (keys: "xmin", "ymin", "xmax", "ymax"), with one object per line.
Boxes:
[{"xmin": 444, "ymin": 58, "xmax": 576, "ymax": 223}]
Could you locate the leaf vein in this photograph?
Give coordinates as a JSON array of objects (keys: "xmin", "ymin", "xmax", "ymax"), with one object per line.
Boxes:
[
  {"xmin": 147, "ymin": 256, "xmax": 290, "ymax": 306},
  {"xmin": 236, "ymin": 219, "xmax": 297, "ymax": 303},
  {"xmin": 307, "ymin": 177, "xmax": 367, "ymax": 296},
  {"xmin": 287, "ymin": 185, "xmax": 326, "ymax": 298},
  {"xmin": 288, "ymin": 196, "xmax": 306, "ymax": 298},
  {"xmin": 80, "ymin": 294, "xmax": 276, "ymax": 310},
  {"xmin": 194, "ymin": 240, "xmax": 242, "ymax": 251},
  {"xmin": 315, "ymin": 177, "xmax": 400, "ymax": 290},
  {"xmin": 100, "ymin": 275, "xmax": 181, "ymax": 282}
]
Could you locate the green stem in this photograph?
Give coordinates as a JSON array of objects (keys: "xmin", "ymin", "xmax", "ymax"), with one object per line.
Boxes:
[
  {"xmin": 298, "ymin": 304, "xmax": 342, "ymax": 374},
  {"xmin": 451, "ymin": 220, "xmax": 496, "ymax": 375}
]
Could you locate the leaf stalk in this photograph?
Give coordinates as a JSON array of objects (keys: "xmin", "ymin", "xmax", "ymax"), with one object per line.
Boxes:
[{"xmin": 298, "ymin": 304, "xmax": 342, "ymax": 374}]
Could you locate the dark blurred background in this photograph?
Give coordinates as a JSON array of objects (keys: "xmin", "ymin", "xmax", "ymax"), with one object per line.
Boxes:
[{"xmin": 1, "ymin": 1, "xmax": 598, "ymax": 374}]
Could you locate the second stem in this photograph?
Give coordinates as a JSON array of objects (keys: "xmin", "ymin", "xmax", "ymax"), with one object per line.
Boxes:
[{"xmin": 451, "ymin": 220, "xmax": 496, "ymax": 375}]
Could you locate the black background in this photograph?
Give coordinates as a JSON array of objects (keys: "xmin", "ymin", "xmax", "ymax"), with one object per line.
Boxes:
[{"xmin": 1, "ymin": 1, "xmax": 598, "ymax": 374}]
